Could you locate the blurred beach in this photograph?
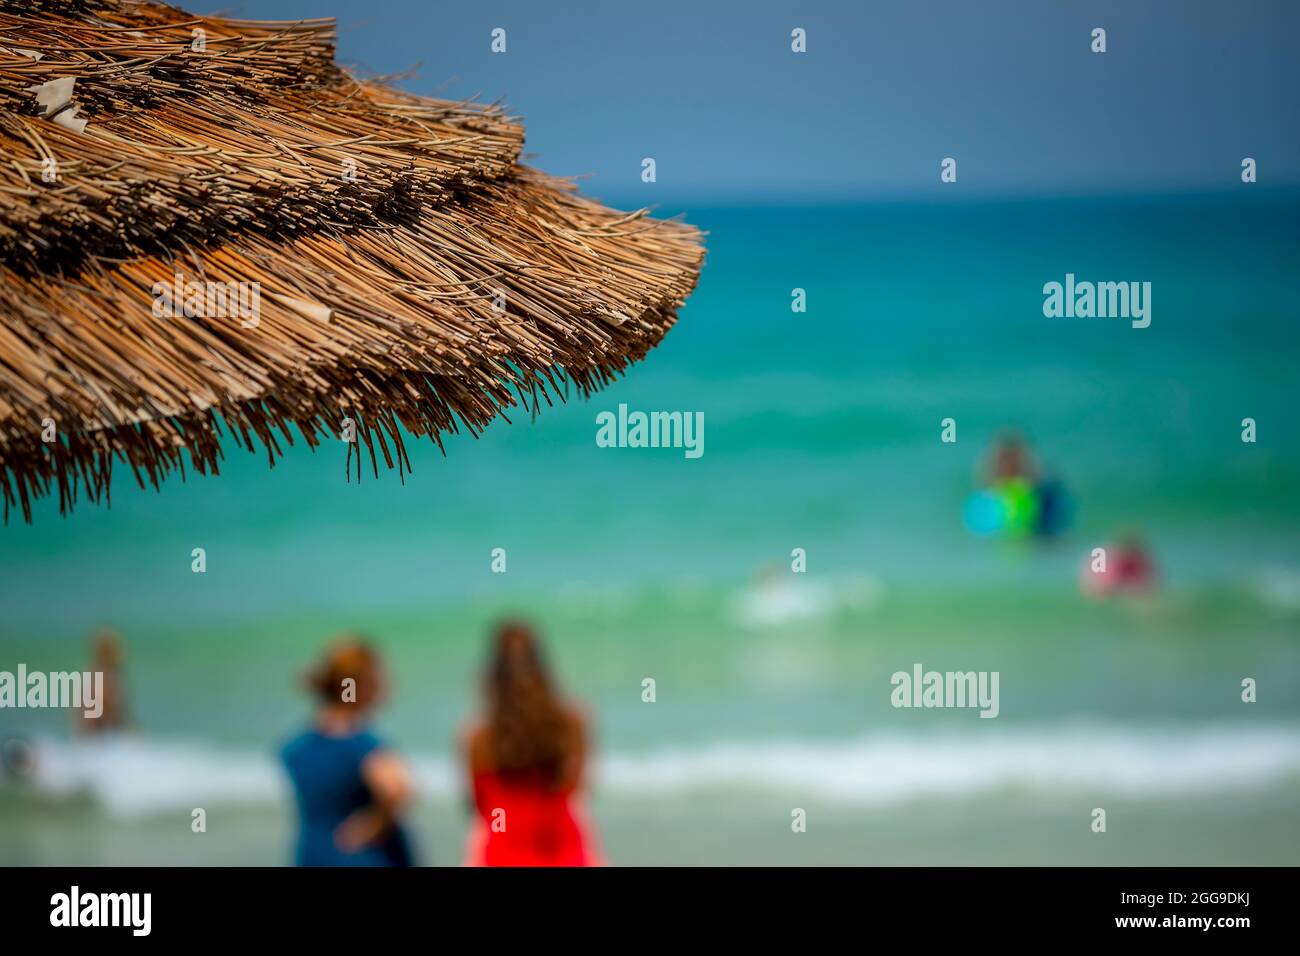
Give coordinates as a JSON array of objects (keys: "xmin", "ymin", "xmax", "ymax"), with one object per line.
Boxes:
[{"xmin": 2, "ymin": 192, "xmax": 1299, "ymax": 864}]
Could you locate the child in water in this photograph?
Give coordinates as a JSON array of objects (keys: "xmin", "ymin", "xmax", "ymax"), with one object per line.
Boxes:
[
  {"xmin": 73, "ymin": 630, "xmax": 130, "ymax": 736},
  {"xmin": 966, "ymin": 430, "xmax": 1073, "ymax": 540},
  {"xmin": 1081, "ymin": 534, "xmax": 1157, "ymax": 597}
]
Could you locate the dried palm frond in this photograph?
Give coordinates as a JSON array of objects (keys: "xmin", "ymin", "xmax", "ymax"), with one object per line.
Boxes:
[{"xmin": 0, "ymin": 0, "xmax": 705, "ymax": 520}]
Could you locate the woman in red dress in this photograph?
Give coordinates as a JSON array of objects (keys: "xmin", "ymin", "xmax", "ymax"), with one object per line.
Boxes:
[{"xmin": 460, "ymin": 621, "xmax": 602, "ymax": 866}]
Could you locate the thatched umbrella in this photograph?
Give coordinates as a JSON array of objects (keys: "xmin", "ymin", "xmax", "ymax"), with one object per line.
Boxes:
[{"xmin": 0, "ymin": 0, "xmax": 704, "ymax": 520}]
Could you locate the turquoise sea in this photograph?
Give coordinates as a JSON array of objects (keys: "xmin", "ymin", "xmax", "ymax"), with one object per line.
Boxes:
[{"xmin": 2, "ymin": 192, "xmax": 1299, "ymax": 864}]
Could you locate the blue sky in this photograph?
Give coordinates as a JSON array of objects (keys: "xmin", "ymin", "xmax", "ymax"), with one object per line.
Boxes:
[{"xmin": 193, "ymin": 0, "xmax": 1300, "ymax": 204}]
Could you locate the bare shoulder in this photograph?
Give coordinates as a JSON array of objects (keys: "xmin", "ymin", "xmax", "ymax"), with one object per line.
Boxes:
[
  {"xmin": 459, "ymin": 719, "xmax": 491, "ymax": 766},
  {"xmin": 457, "ymin": 716, "xmax": 483, "ymax": 746},
  {"xmin": 563, "ymin": 700, "xmax": 592, "ymax": 735},
  {"xmin": 362, "ymin": 747, "xmax": 405, "ymax": 772}
]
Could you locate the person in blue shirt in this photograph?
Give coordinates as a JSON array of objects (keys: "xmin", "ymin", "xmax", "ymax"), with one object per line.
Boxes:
[{"xmin": 281, "ymin": 636, "xmax": 416, "ymax": 866}]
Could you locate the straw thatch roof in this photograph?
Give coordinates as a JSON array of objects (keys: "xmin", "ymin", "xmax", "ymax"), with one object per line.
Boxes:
[{"xmin": 0, "ymin": 0, "xmax": 704, "ymax": 520}]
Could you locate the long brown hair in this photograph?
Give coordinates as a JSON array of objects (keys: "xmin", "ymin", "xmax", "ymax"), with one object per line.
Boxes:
[{"xmin": 484, "ymin": 621, "xmax": 572, "ymax": 781}]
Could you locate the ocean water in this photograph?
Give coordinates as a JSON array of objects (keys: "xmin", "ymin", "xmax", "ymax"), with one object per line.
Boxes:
[{"xmin": 2, "ymin": 193, "xmax": 1299, "ymax": 865}]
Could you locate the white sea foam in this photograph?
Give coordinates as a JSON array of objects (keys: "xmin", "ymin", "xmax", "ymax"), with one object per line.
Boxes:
[
  {"xmin": 597, "ymin": 724, "xmax": 1300, "ymax": 804},
  {"xmin": 11, "ymin": 723, "xmax": 1300, "ymax": 818},
  {"xmin": 1250, "ymin": 566, "xmax": 1300, "ymax": 612},
  {"xmin": 17, "ymin": 735, "xmax": 287, "ymax": 816},
  {"xmin": 730, "ymin": 571, "xmax": 884, "ymax": 627}
]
